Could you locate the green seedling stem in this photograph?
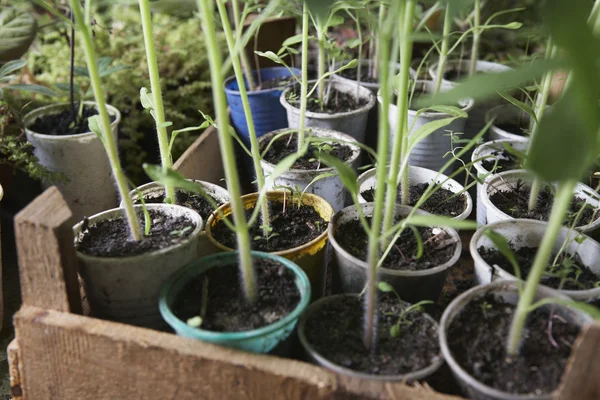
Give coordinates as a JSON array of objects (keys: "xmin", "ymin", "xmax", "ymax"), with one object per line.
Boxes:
[
  {"xmin": 434, "ymin": 3, "xmax": 453, "ymax": 94},
  {"xmin": 139, "ymin": 0, "xmax": 175, "ymax": 204},
  {"xmin": 216, "ymin": 0, "xmax": 271, "ymax": 236},
  {"xmin": 468, "ymin": 0, "xmax": 481, "ymax": 76},
  {"xmin": 196, "ymin": 0, "xmax": 257, "ymax": 302},
  {"xmin": 231, "ymin": 0, "xmax": 256, "ymax": 91},
  {"xmin": 69, "ymin": 0, "xmax": 142, "ymax": 241},
  {"xmin": 316, "ymin": 20, "xmax": 326, "ymax": 102},
  {"xmin": 372, "ymin": 1, "xmax": 385, "ymax": 80},
  {"xmin": 297, "ymin": 2, "xmax": 309, "ymax": 151}
]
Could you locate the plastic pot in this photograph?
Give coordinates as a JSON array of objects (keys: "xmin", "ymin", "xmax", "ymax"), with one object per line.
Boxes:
[
  {"xmin": 357, "ymin": 165, "xmax": 472, "ymax": 220},
  {"xmin": 481, "ymin": 170, "xmax": 600, "ymax": 234},
  {"xmin": 73, "ymin": 204, "xmax": 203, "ymax": 329},
  {"xmin": 280, "ymin": 79, "xmax": 375, "ymax": 144},
  {"xmin": 224, "ymin": 67, "xmax": 300, "ymax": 143},
  {"xmin": 259, "ymin": 128, "xmax": 360, "ymax": 212},
  {"xmin": 329, "ymin": 203, "xmax": 461, "ymax": 303},
  {"xmin": 159, "ymin": 251, "xmax": 311, "ymax": 353},
  {"xmin": 205, "ymin": 191, "xmax": 334, "ymax": 298},
  {"xmin": 24, "ymin": 101, "xmax": 121, "ymax": 221},
  {"xmin": 440, "ymin": 280, "xmax": 592, "ymax": 400},
  {"xmin": 386, "ymin": 80, "xmax": 474, "ymax": 173},
  {"xmin": 470, "ymin": 219, "xmax": 600, "ymax": 302},
  {"xmin": 485, "ymin": 104, "xmax": 533, "ymax": 142},
  {"xmin": 472, "ymin": 139, "xmax": 530, "ymax": 225},
  {"xmin": 297, "ymin": 294, "xmax": 443, "ymax": 381}
]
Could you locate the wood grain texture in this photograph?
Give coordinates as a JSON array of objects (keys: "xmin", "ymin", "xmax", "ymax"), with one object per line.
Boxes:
[
  {"xmin": 14, "ymin": 306, "xmax": 462, "ymax": 400},
  {"xmin": 14, "ymin": 187, "xmax": 81, "ymax": 314},
  {"xmin": 173, "ymin": 125, "xmax": 225, "ymax": 184},
  {"xmin": 556, "ymin": 323, "xmax": 600, "ymax": 400},
  {"xmin": 8, "ymin": 339, "xmax": 24, "ymax": 400}
]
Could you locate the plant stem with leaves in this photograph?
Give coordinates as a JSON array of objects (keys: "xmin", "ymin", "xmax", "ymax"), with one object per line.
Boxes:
[{"xmin": 468, "ymin": 0, "xmax": 481, "ymax": 76}]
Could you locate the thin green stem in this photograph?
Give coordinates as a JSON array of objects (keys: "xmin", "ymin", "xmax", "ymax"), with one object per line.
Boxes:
[
  {"xmin": 372, "ymin": 2, "xmax": 385, "ymax": 80},
  {"xmin": 434, "ymin": 3, "xmax": 452, "ymax": 94},
  {"xmin": 139, "ymin": 0, "xmax": 175, "ymax": 203},
  {"xmin": 84, "ymin": 0, "xmax": 91, "ymax": 24},
  {"xmin": 297, "ymin": 3, "xmax": 309, "ymax": 152},
  {"xmin": 196, "ymin": 0, "xmax": 256, "ymax": 302},
  {"xmin": 355, "ymin": 10, "xmax": 363, "ymax": 104},
  {"xmin": 469, "ymin": 0, "xmax": 481, "ymax": 76},
  {"xmin": 231, "ymin": 0, "xmax": 256, "ymax": 91},
  {"xmin": 317, "ymin": 31, "xmax": 326, "ymax": 103},
  {"xmin": 69, "ymin": 0, "xmax": 141, "ymax": 241}
]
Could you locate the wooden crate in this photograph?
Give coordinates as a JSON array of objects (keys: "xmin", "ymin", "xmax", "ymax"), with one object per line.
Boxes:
[{"xmin": 7, "ymin": 126, "xmax": 600, "ymax": 399}]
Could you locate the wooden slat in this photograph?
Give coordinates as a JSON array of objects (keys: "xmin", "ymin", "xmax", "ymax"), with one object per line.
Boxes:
[
  {"xmin": 14, "ymin": 305, "xmax": 462, "ymax": 400},
  {"xmin": 173, "ymin": 125, "xmax": 225, "ymax": 184},
  {"xmin": 14, "ymin": 187, "xmax": 81, "ymax": 314},
  {"xmin": 8, "ymin": 339, "xmax": 24, "ymax": 400}
]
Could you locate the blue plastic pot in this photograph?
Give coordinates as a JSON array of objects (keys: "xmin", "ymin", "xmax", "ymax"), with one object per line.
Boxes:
[
  {"xmin": 159, "ymin": 251, "xmax": 311, "ymax": 353},
  {"xmin": 224, "ymin": 67, "xmax": 300, "ymax": 143}
]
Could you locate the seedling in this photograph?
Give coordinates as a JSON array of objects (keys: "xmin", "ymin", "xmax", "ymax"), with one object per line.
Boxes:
[
  {"xmin": 479, "ymin": 301, "xmax": 493, "ymax": 319},
  {"xmin": 254, "ymin": 225, "xmax": 280, "ymax": 245},
  {"xmin": 377, "ymin": 281, "xmax": 433, "ymax": 338}
]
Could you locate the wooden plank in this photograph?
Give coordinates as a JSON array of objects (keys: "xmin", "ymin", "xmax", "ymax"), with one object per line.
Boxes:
[
  {"xmin": 173, "ymin": 124, "xmax": 225, "ymax": 185},
  {"xmin": 14, "ymin": 187, "xmax": 81, "ymax": 314},
  {"xmin": 14, "ymin": 306, "xmax": 462, "ymax": 400},
  {"xmin": 243, "ymin": 15, "xmax": 296, "ymax": 70},
  {"xmin": 556, "ymin": 322, "xmax": 600, "ymax": 400},
  {"xmin": 8, "ymin": 339, "xmax": 24, "ymax": 400}
]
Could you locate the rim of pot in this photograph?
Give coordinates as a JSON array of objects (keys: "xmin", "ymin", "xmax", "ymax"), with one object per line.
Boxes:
[
  {"xmin": 126, "ymin": 180, "xmax": 230, "ymax": 205},
  {"xmin": 328, "ymin": 202, "xmax": 462, "ymax": 277},
  {"xmin": 297, "ymin": 293, "xmax": 444, "ymax": 382},
  {"xmin": 439, "ymin": 279, "xmax": 590, "ymax": 400},
  {"xmin": 471, "ymin": 138, "xmax": 530, "ymax": 176},
  {"xmin": 205, "ymin": 191, "xmax": 334, "ymax": 256},
  {"xmin": 470, "ymin": 218, "xmax": 600, "ymax": 299},
  {"xmin": 279, "ymin": 79, "xmax": 376, "ymax": 119},
  {"xmin": 223, "ymin": 66, "xmax": 301, "ymax": 95},
  {"xmin": 428, "ymin": 59, "xmax": 513, "ymax": 81},
  {"xmin": 23, "ymin": 101, "xmax": 122, "ymax": 139},
  {"xmin": 484, "ymin": 104, "xmax": 533, "ymax": 141},
  {"xmin": 258, "ymin": 127, "xmax": 361, "ymax": 174},
  {"xmin": 481, "ymin": 169, "xmax": 600, "ymax": 232},
  {"xmin": 356, "ymin": 166, "xmax": 473, "ymax": 221},
  {"xmin": 159, "ymin": 250, "xmax": 311, "ymax": 342},
  {"xmin": 73, "ymin": 204, "xmax": 203, "ymax": 262},
  {"xmin": 0, "ymin": 184, "xmax": 3, "ymax": 202}
]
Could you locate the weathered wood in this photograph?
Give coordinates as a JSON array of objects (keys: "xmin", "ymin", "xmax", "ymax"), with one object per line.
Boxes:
[
  {"xmin": 14, "ymin": 306, "xmax": 461, "ymax": 400},
  {"xmin": 243, "ymin": 15, "xmax": 296, "ymax": 70},
  {"xmin": 173, "ymin": 124, "xmax": 225, "ymax": 184},
  {"xmin": 14, "ymin": 187, "xmax": 81, "ymax": 314},
  {"xmin": 8, "ymin": 339, "xmax": 24, "ymax": 400},
  {"xmin": 556, "ymin": 322, "xmax": 600, "ymax": 400}
]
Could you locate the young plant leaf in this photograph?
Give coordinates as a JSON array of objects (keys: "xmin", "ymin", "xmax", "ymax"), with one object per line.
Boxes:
[
  {"xmin": 407, "ymin": 116, "xmax": 462, "ymax": 154},
  {"xmin": 377, "ymin": 281, "xmax": 394, "ymax": 293},
  {"xmin": 0, "ymin": 59, "xmax": 26, "ymax": 77},
  {"xmin": 498, "ymin": 92, "xmax": 539, "ymax": 126},
  {"xmin": 87, "ymin": 115, "xmax": 105, "ymax": 142},
  {"xmin": 140, "ymin": 87, "xmax": 153, "ymax": 109},
  {"xmin": 5, "ymin": 84, "xmax": 58, "ymax": 97},
  {"xmin": 315, "ymin": 152, "xmax": 358, "ymax": 198},
  {"xmin": 483, "ymin": 228, "xmax": 523, "ymax": 287}
]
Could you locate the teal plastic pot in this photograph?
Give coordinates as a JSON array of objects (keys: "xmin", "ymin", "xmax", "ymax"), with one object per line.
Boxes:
[{"xmin": 159, "ymin": 251, "xmax": 311, "ymax": 353}]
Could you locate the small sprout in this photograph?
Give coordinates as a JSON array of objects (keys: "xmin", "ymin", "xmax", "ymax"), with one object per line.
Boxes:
[
  {"xmin": 389, "ymin": 324, "xmax": 401, "ymax": 338},
  {"xmin": 480, "ymin": 301, "xmax": 493, "ymax": 319},
  {"xmin": 377, "ymin": 281, "xmax": 394, "ymax": 293},
  {"xmin": 170, "ymin": 225, "xmax": 192, "ymax": 237},
  {"xmin": 186, "ymin": 316, "xmax": 203, "ymax": 328},
  {"xmin": 574, "ymin": 234, "xmax": 587, "ymax": 244}
]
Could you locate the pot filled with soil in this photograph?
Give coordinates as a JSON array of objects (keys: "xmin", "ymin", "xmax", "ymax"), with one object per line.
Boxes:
[
  {"xmin": 329, "ymin": 203, "xmax": 461, "ymax": 303},
  {"xmin": 472, "ymin": 139, "xmax": 529, "ymax": 225},
  {"xmin": 481, "ymin": 170, "xmax": 600, "ymax": 234},
  {"xmin": 280, "ymin": 79, "xmax": 375, "ymax": 144},
  {"xmin": 73, "ymin": 204, "xmax": 203, "ymax": 329},
  {"xmin": 205, "ymin": 191, "xmax": 333, "ymax": 298},
  {"xmin": 297, "ymin": 293, "xmax": 443, "ymax": 381},
  {"xmin": 440, "ymin": 280, "xmax": 592, "ymax": 400},
  {"xmin": 225, "ymin": 67, "xmax": 300, "ymax": 143},
  {"xmin": 24, "ymin": 101, "xmax": 121, "ymax": 221},
  {"xmin": 470, "ymin": 219, "xmax": 600, "ymax": 302},
  {"xmin": 485, "ymin": 104, "xmax": 533, "ymax": 142},
  {"xmin": 357, "ymin": 165, "xmax": 472, "ymax": 220},
  {"xmin": 259, "ymin": 128, "xmax": 360, "ymax": 212},
  {"xmin": 387, "ymin": 80, "xmax": 474, "ymax": 173},
  {"xmin": 159, "ymin": 251, "xmax": 310, "ymax": 353}
]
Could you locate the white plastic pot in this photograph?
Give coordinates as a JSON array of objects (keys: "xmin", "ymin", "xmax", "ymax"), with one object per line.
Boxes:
[
  {"xmin": 74, "ymin": 204, "xmax": 203, "ymax": 329},
  {"xmin": 280, "ymin": 79, "xmax": 375, "ymax": 144},
  {"xmin": 357, "ymin": 165, "xmax": 472, "ymax": 220},
  {"xmin": 386, "ymin": 80, "xmax": 474, "ymax": 173},
  {"xmin": 470, "ymin": 219, "xmax": 600, "ymax": 302},
  {"xmin": 259, "ymin": 128, "xmax": 360, "ymax": 213},
  {"xmin": 481, "ymin": 170, "xmax": 600, "ymax": 234},
  {"xmin": 472, "ymin": 139, "xmax": 530, "ymax": 225},
  {"xmin": 24, "ymin": 102, "xmax": 121, "ymax": 221},
  {"xmin": 485, "ymin": 104, "xmax": 532, "ymax": 141}
]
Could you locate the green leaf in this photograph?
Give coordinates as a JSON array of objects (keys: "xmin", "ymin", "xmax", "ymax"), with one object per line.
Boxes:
[
  {"xmin": 0, "ymin": 59, "xmax": 26, "ymax": 78},
  {"xmin": 304, "ymin": 0, "xmax": 336, "ymax": 21},
  {"xmin": 99, "ymin": 64, "xmax": 131, "ymax": 78},
  {"xmin": 326, "ymin": 14, "xmax": 344, "ymax": 28},
  {"xmin": 0, "ymin": 8, "xmax": 37, "ymax": 62},
  {"xmin": 281, "ymin": 34, "xmax": 303, "ymax": 48},
  {"xmin": 402, "ymin": 214, "xmax": 478, "ymax": 231},
  {"xmin": 5, "ymin": 84, "xmax": 58, "ymax": 97},
  {"xmin": 140, "ymin": 87, "xmax": 153, "ymax": 109},
  {"xmin": 377, "ymin": 281, "xmax": 394, "ymax": 293},
  {"xmin": 407, "ymin": 116, "xmax": 461, "ymax": 154},
  {"xmin": 186, "ymin": 316, "xmax": 203, "ymax": 328},
  {"xmin": 73, "ymin": 66, "xmax": 89, "ymax": 77},
  {"xmin": 389, "ymin": 324, "xmax": 401, "ymax": 338},
  {"xmin": 315, "ymin": 152, "xmax": 358, "ymax": 197},
  {"xmin": 529, "ymin": 297, "xmax": 600, "ymax": 320},
  {"xmin": 254, "ymin": 50, "xmax": 285, "ymax": 65},
  {"xmin": 87, "ymin": 115, "xmax": 105, "ymax": 142},
  {"xmin": 483, "ymin": 228, "xmax": 523, "ymax": 285},
  {"xmin": 498, "ymin": 92, "xmax": 538, "ymax": 126}
]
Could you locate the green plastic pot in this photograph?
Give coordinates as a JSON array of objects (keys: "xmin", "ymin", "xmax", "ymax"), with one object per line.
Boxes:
[{"xmin": 159, "ymin": 251, "xmax": 311, "ymax": 353}]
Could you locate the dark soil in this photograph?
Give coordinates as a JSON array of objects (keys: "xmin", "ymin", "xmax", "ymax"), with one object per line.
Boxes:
[
  {"xmin": 489, "ymin": 180, "xmax": 598, "ymax": 227},
  {"xmin": 360, "ymin": 183, "xmax": 468, "ymax": 218},
  {"xmin": 256, "ymin": 76, "xmax": 295, "ymax": 90},
  {"xmin": 262, "ymin": 134, "xmax": 353, "ymax": 170},
  {"xmin": 286, "ymin": 85, "xmax": 368, "ymax": 114},
  {"xmin": 495, "ymin": 121, "xmax": 530, "ymax": 137},
  {"xmin": 134, "ymin": 189, "xmax": 223, "ymax": 222},
  {"xmin": 448, "ymin": 294, "xmax": 580, "ymax": 395},
  {"xmin": 29, "ymin": 104, "xmax": 116, "ymax": 136},
  {"xmin": 480, "ymin": 149, "xmax": 522, "ymax": 173},
  {"xmin": 172, "ymin": 258, "xmax": 300, "ymax": 332},
  {"xmin": 304, "ymin": 294, "xmax": 441, "ymax": 375},
  {"xmin": 76, "ymin": 209, "xmax": 197, "ymax": 257},
  {"xmin": 479, "ymin": 245, "xmax": 600, "ymax": 290},
  {"xmin": 335, "ymin": 217, "xmax": 457, "ymax": 271},
  {"xmin": 211, "ymin": 200, "xmax": 326, "ymax": 252},
  {"xmin": 443, "ymin": 69, "xmax": 469, "ymax": 81},
  {"xmin": 339, "ymin": 65, "xmax": 378, "ymax": 83}
]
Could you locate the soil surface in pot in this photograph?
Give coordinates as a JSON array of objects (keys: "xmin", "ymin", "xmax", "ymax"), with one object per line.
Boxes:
[
  {"xmin": 480, "ymin": 149, "xmax": 522, "ymax": 173},
  {"xmin": 335, "ymin": 217, "xmax": 457, "ymax": 270},
  {"xmin": 172, "ymin": 258, "xmax": 300, "ymax": 332},
  {"xmin": 29, "ymin": 105, "xmax": 116, "ymax": 136},
  {"xmin": 286, "ymin": 85, "xmax": 368, "ymax": 114},
  {"xmin": 304, "ymin": 294, "xmax": 440, "ymax": 375},
  {"xmin": 478, "ymin": 245, "xmax": 599, "ymax": 290},
  {"xmin": 212, "ymin": 200, "xmax": 326, "ymax": 252},
  {"xmin": 262, "ymin": 134, "xmax": 353, "ymax": 170},
  {"xmin": 339, "ymin": 66, "xmax": 379, "ymax": 83},
  {"xmin": 448, "ymin": 293, "xmax": 580, "ymax": 395},
  {"xmin": 489, "ymin": 180, "xmax": 598, "ymax": 227},
  {"xmin": 361, "ymin": 183, "xmax": 467, "ymax": 218},
  {"xmin": 135, "ymin": 189, "xmax": 223, "ymax": 222},
  {"xmin": 76, "ymin": 209, "xmax": 196, "ymax": 257}
]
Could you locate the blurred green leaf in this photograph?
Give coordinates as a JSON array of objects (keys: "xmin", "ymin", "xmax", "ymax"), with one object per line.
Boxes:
[
  {"xmin": 315, "ymin": 151, "xmax": 359, "ymax": 197},
  {"xmin": 5, "ymin": 83, "xmax": 58, "ymax": 97}
]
